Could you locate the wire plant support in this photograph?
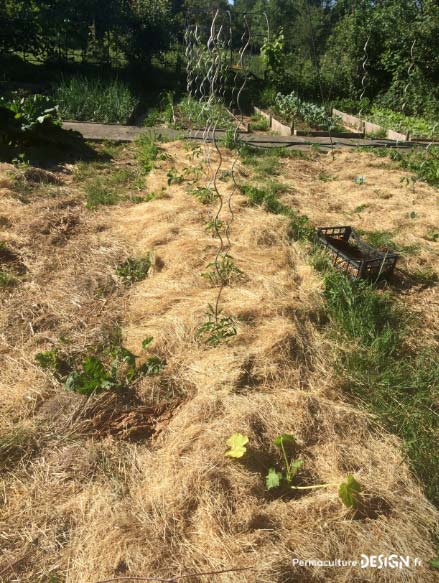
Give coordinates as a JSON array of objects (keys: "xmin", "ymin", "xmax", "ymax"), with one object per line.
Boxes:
[{"xmin": 184, "ymin": 7, "xmax": 269, "ymax": 340}]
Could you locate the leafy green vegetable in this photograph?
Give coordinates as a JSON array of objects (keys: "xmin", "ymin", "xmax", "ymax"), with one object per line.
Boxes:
[
  {"xmin": 225, "ymin": 433, "xmax": 248, "ymax": 458},
  {"xmin": 65, "ymin": 356, "xmax": 114, "ymax": 395},
  {"xmin": 274, "ymin": 91, "xmax": 342, "ymax": 132},
  {"xmin": 274, "ymin": 434, "xmax": 296, "ymax": 447},
  {"xmin": 142, "ymin": 336, "xmax": 154, "ymax": 349},
  {"xmin": 338, "ymin": 474, "xmax": 361, "ymax": 508},
  {"xmin": 266, "ymin": 468, "xmax": 283, "ymax": 490}
]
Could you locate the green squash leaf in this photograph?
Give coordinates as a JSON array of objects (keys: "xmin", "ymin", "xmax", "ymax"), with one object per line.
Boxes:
[
  {"xmin": 274, "ymin": 434, "xmax": 296, "ymax": 447},
  {"xmin": 266, "ymin": 468, "xmax": 283, "ymax": 489},
  {"xmin": 429, "ymin": 557, "xmax": 439, "ymax": 569},
  {"xmin": 290, "ymin": 459, "xmax": 304, "ymax": 478},
  {"xmin": 225, "ymin": 433, "xmax": 248, "ymax": 458},
  {"xmin": 339, "ymin": 474, "xmax": 361, "ymax": 508}
]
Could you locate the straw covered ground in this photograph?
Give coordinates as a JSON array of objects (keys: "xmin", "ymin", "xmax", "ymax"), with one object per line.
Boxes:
[{"xmin": 0, "ymin": 137, "xmax": 437, "ymax": 582}]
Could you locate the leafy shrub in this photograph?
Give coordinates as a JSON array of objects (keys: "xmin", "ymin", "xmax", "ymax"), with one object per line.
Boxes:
[
  {"xmin": 116, "ymin": 255, "xmax": 152, "ymax": 283},
  {"xmin": 65, "ymin": 344, "xmax": 165, "ymax": 396},
  {"xmin": 0, "ymin": 94, "xmax": 61, "ymax": 146},
  {"xmin": 55, "ymin": 77, "xmax": 138, "ymax": 124},
  {"xmin": 201, "ymin": 254, "xmax": 243, "ymax": 287},
  {"xmin": 197, "ymin": 304, "xmax": 238, "ymax": 346},
  {"xmin": 190, "ymin": 186, "xmax": 217, "ymax": 205}
]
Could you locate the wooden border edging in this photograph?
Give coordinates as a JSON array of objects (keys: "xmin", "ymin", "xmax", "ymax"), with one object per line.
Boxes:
[
  {"xmin": 254, "ymin": 106, "xmax": 272, "ymax": 126},
  {"xmin": 254, "ymin": 107, "xmax": 362, "ymax": 138},
  {"xmin": 332, "ymin": 108, "xmax": 410, "ymax": 141}
]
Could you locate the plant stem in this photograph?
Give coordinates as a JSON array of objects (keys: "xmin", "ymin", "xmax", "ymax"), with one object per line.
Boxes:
[{"xmin": 291, "ymin": 482, "xmax": 338, "ymax": 490}]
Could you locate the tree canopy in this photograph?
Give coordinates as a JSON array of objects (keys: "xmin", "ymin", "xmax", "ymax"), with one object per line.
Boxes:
[{"xmin": 0, "ymin": 0, "xmax": 438, "ymax": 115}]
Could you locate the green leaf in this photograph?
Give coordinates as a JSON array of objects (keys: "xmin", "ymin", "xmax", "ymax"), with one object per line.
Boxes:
[
  {"xmin": 289, "ymin": 459, "xmax": 304, "ymax": 478},
  {"xmin": 142, "ymin": 336, "xmax": 154, "ymax": 349},
  {"xmin": 225, "ymin": 433, "xmax": 248, "ymax": 458},
  {"xmin": 274, "ymin": 434, "xmax": 296, "ymax": 448},
  {"xmin": 429, "ymin": 557, "xmax": 439, "ymax": 569},
  {"xmin": 139, "ymin": 356, "xmax": 165, "ymax": 375},
  {"xmin": 339, "ymin": 474, "xmax": 361, "ymax": 508},
  {"xmin": 266, "ymin": 468, "xmax": 283, "ymax": 490}
]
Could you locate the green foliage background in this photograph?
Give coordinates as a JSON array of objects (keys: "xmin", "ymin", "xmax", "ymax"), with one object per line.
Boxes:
[{"xmin": 0, "ymin": 1, "xmax": 438, "ymax": 116}]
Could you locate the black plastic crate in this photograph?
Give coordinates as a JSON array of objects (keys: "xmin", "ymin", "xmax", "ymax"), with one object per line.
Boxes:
[{"xmin": 315, "ymin": 226, "xmax": 399, "ymax": 280}]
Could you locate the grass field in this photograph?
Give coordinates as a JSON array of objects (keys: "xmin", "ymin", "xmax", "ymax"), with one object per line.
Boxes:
[{"xmin": 0, "ymin": 134, "xmax": 438, "ymax": 581}]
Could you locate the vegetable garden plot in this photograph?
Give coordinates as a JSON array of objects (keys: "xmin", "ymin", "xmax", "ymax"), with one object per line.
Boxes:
[{"xmin": 257, "ymin": 92, "xmax": 364, "ymax": 137}]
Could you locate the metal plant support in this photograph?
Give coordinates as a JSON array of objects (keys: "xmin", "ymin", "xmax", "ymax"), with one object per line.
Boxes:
[{"xmin": 184, "ymin": 8, "xmax": 269, "ymax": 327}]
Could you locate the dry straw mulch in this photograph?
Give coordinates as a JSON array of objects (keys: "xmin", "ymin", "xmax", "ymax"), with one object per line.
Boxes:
[{"xmin": 0, "ymin": 143, "xmax": 437, "ymax": 582}]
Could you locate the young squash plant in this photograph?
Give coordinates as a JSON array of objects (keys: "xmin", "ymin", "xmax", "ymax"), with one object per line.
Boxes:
[
  {"xmin": 225, "ymin": 433, "xmax": 362, "ymax": 508},
  {"xmin": 266, "ymin": 433, "xmax": 303, "ymax": 490},
  {"xmin": 36, "ymin": 337, "xmax": 165, "ymax": 396}
]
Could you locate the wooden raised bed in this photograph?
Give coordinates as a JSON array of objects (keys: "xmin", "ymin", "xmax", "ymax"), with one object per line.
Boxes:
[
  {"xmin": 254, "ymin": 106, "xmax": 364, "ymax": 138},
  {"xmin": 332, "ymin": 109, "xmax": 410, "ymax": 141}
]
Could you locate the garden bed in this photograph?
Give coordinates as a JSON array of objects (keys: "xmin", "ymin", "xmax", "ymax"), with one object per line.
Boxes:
[
  {"xmin": 254, "ymin": 106, "xmax": 363, "ymax": 138},
  {"xmin": 145, "ymin": 95, "xmax": 248, "ymax": 133},
  {"xmin": 330, "ymin": 108, "xmax": 439, "ymax": 142}
]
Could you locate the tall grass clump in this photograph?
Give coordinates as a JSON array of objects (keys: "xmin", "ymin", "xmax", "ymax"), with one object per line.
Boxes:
[
  {"xmin": 55, "ymin": 76, "xmax": 138, "ymax": 124},
  {"xmin": 135, "ymin": 133, "xmax": 159, "ymax": 174},
  {"xmin": 323, "ymin": 269, "xmax": 439, "ymax": 505}
]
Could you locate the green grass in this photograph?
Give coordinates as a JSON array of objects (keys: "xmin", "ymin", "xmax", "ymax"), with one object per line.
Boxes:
[
  {"xmin": 361, "ymin": 229, "xmax": 419, "ymax": 255},
  {"xmin": 0, "ymin": 269, "xmax": 16, "ymax": 288},
  {"xmin": 55, "ymin": 76, "xmax": 138, "ymax": 124},
  {"xmin": 318, "ymin": 171, "xmax": 334, "ymax": 182},
  {"xmin": 177, "ymin": 96, "xmax": 231, "ymax": 129},
  {"xmin": 368, "ymin": 146, "xmax": 439, "ymax": 189},
  {"xmin": 240, "ymin": 162, "xmax": 439, "ymax": 506},
  {"xmin": 85, "ymin": 178, "xmax": 120, "ymax": 209},
  {"xmin": 239, "ymin": 146, "xmax": 286, "ymax": 176},
  {"xmin": 249, "ymin": 114, "xmax": 269, "ymax": 132},
  {"xmin": 239, "ymin": 181, "xmax": 313, "ymax": 242},
  {"xmin": 322, "ymin": 268, "xmax": 439, "ymax": 506},
  {"xmin": 136, "ymin": 133, "xmax": 159, "ymax": 174}
]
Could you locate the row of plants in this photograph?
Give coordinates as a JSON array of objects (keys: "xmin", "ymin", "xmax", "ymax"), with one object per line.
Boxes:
[
  {"xmin": 272, "ymin": 91, "xmax": 344, "ymax": 133},
  {"xmin": 144, "ymin": 94, "xmax": 233, "ymax": 131},
  {"xmin": 332, "ymin": 99, "xmax": 439, "ymax": 140},
  {"xmin": 54, "ymin": 76, "xmax": 139, "ymax": 124},
  {"xmin": 367, "ymin": 108, "xmax": 439, "ymax": 140},
  {"xmin": 36, "ymin": 336, "xmax": 164, "ymax": 396}
]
